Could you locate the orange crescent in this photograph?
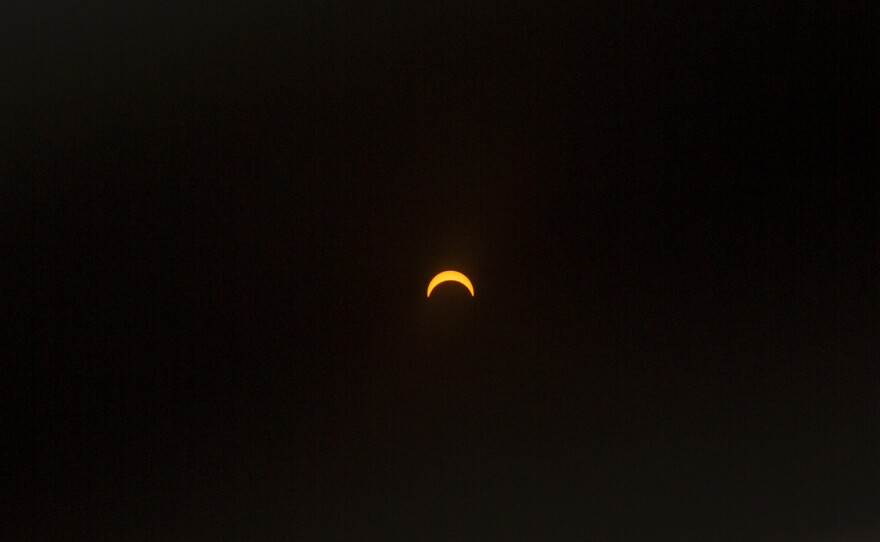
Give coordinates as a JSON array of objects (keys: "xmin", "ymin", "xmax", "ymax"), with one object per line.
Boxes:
[{"xmin": 426, "ymin": 270, "xmax": 475, "ymax": 297}]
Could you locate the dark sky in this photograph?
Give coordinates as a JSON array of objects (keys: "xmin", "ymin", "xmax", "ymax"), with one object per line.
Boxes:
[{"xmin": 4, "ymin": 1, "xmax": 879, "ymax": 540}]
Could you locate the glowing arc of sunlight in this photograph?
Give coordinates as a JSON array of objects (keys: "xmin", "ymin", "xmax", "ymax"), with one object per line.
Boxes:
[{"xmin": 426, "ymin": 270, "xmax": 475, "ymax": 298}]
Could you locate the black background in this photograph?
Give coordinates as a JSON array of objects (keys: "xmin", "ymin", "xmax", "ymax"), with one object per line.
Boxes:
[{"xmin": 3, "ymin": 1, "xmax": 879, "ymax": 540}]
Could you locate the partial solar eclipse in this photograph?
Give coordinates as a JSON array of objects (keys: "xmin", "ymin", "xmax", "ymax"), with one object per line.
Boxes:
[{"xmin": 426, "ymin": 270, "xmax": 475, "ymax": 298}]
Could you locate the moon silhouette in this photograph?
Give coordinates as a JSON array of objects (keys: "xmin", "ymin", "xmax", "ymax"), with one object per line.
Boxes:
[{"xmin": 426, "ymin": 270, "xmax": 475, "ymax": 298}]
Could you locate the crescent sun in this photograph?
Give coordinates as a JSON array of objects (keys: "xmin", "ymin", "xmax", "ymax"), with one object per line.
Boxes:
[{"xmin": 426, "ymin": 270, "xmax": 475, "ymax": 298}]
